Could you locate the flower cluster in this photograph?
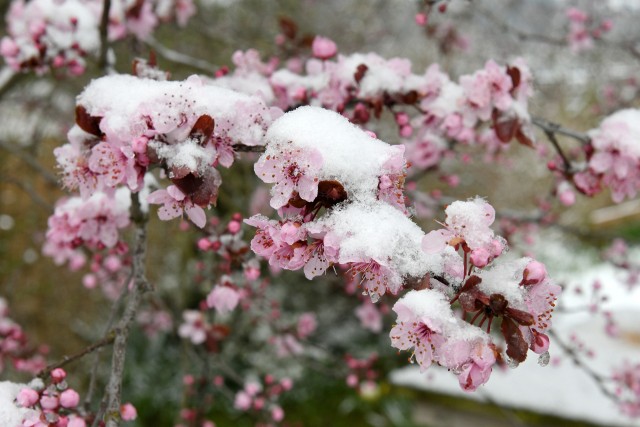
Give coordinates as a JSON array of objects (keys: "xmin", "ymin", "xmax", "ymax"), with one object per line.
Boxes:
[
  {"xmin": 247, "ymin": 106, "xmax": 560, "ymax": 390},
  {"xmin": 55, "ymin": 74, "xmax": 280, "ymax": 227},
  {"xmin": 0, "ymin": 0, "xmax": 195, "ymax": 75},
  {"xmin": 15, "ymin": 371, "xmax": 86, "ymax": 427},
  {"xmin": 212, "ymin": 44, "xmax": 535, "ymax": 172},
  {"xmin": 574, "ymin": 109, "xmax": 640, "ymax": 203},
  {"xmin": 0, "ymin": 298, "xmax": 46, "ymax": 375},
  {"xmin": 612, "ymin": 362, "xmax": 640, "ymax": 417},
  {"xmin": 233, "ymin": 377, "xmax": 291, "ymax": 425},
  {"xmin": 247, "ymin": 106, "xmax": 426, "ymax": 302},
  {"xmin": 566, "ymin": 7, "xmax": 612, "ymax": 54},
  {"xmin": 43, "ymin": 190, "xmax": 130, "ymax": 268}
]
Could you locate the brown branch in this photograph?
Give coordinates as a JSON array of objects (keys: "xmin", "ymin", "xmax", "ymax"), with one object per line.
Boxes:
[
  {"xmin": 232, "ymin": 144, "xmax": 266, "ymax": 153},
  {"xmin": 98, "ymin": 0, "xmax": 112, "ymax": 70},
  {"xmin": 145, "ymin": 37, "xmax": 217, "ymax": 73},
  {"xmin": 103, "ymin": 193, "xmax": 151, "ymax": 427},
  {"xmin": 37, "ymin": 333, "xmax": 115, "ymax": 379},
  {"xmin": 532, "ymin": 117, "xmax": 591, "ymax": 144},
  {"xmin": 548, "ymin": 329, "xmax": 618, "ymax": 403}
]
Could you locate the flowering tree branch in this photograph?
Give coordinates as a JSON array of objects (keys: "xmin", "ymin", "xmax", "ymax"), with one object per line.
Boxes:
[{"xmin": 103, "ymin": 193, "xmax": 151, "ymax": 427}]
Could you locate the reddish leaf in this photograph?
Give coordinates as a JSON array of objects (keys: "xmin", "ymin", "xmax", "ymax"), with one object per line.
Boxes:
[
  {"xmin": 493, "ymin": 111, "xmax": 518, "ymax": 143},
  {"xmin": 354, "ymin": 64, "xmax": 368, "ymax": 84},
  {"xmin": 190, "ymin": 115, "xmax": 215, "ymax": 145},
  {"xmin": 459, "ymin": 275, "xmax": 482, "ymax": 295},
  {"xmin": 278, "ymin": 16, "xmax": 298, "ymax": 39},
  {"xmin": 171, "ymin": 172, "xmax": 204, "ymax": 197},
  {"xmin": 489, "ymin": 293, "xmax": 508, "ymax": 316},
  {"xmin": 506, "ymin": 66, "xmax": 521, "ymax": 92},
  {"xmin": 515, "ymin": 127, "xmax": 534, "ymax": 148},
  {"xmin": 402, "ymin": 90, "xmax": 419, "ymax": 104},
  {"xmin": 505, "ymin": 307, "xmax": 535, "ymax": 326},
  {"xmin": 317, "ymin": 180, "xmax": 348, "ymax": 207},
  {"xmin": 501, "ymin": 317, "xmax": 528, "ymax": 363},
  {"xmin": 75, "ymin": 105, "xmax": 102, "ymax": 137}
]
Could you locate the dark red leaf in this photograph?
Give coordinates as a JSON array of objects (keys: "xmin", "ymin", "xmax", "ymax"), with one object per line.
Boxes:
[
  {"xmin": 515, "ymin": 127, "xmax": 534, "ymax": 148},
  {"xmin": 501, "ymin": 317, "xmax": 528, "ymax": 363},
  {"xmin": 505, "ymin": 307, "xmax": 535, "ymax": 326},
  {"xmin": 506, "ymin": 66, "xmax": 521, "ymax": 92},
  {"xmin": 278, "ymin": 16, "xmax": 298, "ymax": 39},
  {"xmin": 459, "ymin": 275, "xmax": 482, "ymax": 294},
  {"xmin": 354, "ymin": 64, "xmax": 368, "ymax": 84},
  {"xmin": 75, "ymin": 105, "xmax": 103, "ymax": 137},
  {"xmin": 190, "ymin": 115, "xmax": 215, "ymax": 145},
  {"xmin": 493, "ymin": 111, "xmax": 518, "ymax": 143},
  {"xmin": 489, "ymin": 293, "xmax": 508, "ymax": 316}
]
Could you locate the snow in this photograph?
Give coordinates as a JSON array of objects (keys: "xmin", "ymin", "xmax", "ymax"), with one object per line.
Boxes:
[
  {"xmin": 264, "ymin": 106, "xmax": 401, "ymax": 201},
  {"xmin": 391, "ymin": 260, "xmax": 640, "ymax": 427},
  {"xmin": 318, "ymin": 201, "xmax": 429, "ymax": 278},
  {"xmin": 0, "ymin": 381, "xmax": 38, "ymax": 426}
]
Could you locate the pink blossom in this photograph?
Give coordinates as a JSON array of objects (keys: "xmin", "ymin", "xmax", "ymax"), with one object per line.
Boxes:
[
  {"xmin": 254, "ymin": 144, "xmax": 323, "ymax": 209},
  {"xmin": 355, "ymin": 301, "xmax": 383, "ymax": 333},
  {"xmin": 147, "ymin": 185, "xmax": 207, "ymax": 228},
  {"xmin": 206, "ymin": 285, "xmax": 240, "ymax": 315},
  {"xmin": 16, "ymin": 388, "xmax": 39, "ymax": 407},
  {"xmin": 178, "ymin": 311, "xmax": 207, "ymax": 345},
  {"xmin": 120, "ymin": 402, "xmax": 137, "ymax": 421},
  {"xmin": 296, "ymin": 313, "xmax": 317, "ymax": 338},
  {"xmin": 312, "ymin": 36, "xmax": 337, "ymax": 60},
  {"xmin": 234, "ymin": 391, "xmax": 251, "ymax": 411},
  {"xmin": 59, "ymin": 389, "xmax": 80, "ymax": 408}
]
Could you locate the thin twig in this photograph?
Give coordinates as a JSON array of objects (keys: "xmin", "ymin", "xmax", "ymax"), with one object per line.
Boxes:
[
  {"xmin": 38, "ymin": 333, "xmax": 115, "ymax": 379},
  {"xmin": 145, "ymin": 37, "xmax": 216, "ymax": 73},
  {"xmin": 98, "ymin": 0, "xmax": 112, "ymax": 71},
  {"xmin": 84, "ymin": 283, "xmax": 131, "ymax": 411},
  {"xmin": 2, "ymin": 177, "xmax": 53, "ymax": 211},
  {"xmin": 232, "ymin": 144, "xmax": 266, "ymax": 153},
  {"xmin": 103, "ymin": 193, "xmax": 151, "ymax": 427},
  {"xmin": 548, "ymin": 329, "xmax": 618, "ymax": 403},
  {"xmin": 532, "ymin": 117, "xmax": 591, "ymax": 144}
]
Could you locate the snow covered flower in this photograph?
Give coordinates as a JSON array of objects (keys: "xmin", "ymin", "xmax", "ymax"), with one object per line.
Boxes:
[
  {"xmin": 586, "ymin": 109, "xmax": 640, "ymax": 202},
  {"xmin": 422, "ymin": 197, "xmax": 505, "ymax": 267},
  {"xmin": 254, "ymin": 142, "xmax": 323, "ymax": 209}
]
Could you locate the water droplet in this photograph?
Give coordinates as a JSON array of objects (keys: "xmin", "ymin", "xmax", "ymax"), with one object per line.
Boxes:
[
  {"xmin": 506, "ymin": 357, "xmax": 519, "ymax": 369},
  {"xmin": 538, "ymin": 351, "xmax": 550, "ymax": 367}
]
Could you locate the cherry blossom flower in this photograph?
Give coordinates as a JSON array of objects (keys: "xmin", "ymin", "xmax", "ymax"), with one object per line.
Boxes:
[{"xmin": 147, "ymin": 185, "xmax": 207, "ymax": 228}]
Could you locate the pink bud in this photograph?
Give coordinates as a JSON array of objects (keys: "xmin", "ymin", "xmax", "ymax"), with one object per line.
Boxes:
[
  {"xmin": 213, "ymin": 376, "xmax": 224, "ymax": 387},
  {"xmin": 280, "ymin": 377, "xmax": 293, "ymax": 391},
  {"xmin": 183, "ymin": 374, "xmax": 195, "ymax": 386},
  {"xmin": 82, "ymin": 274, "xmax": 97, "ymax": 289},
  {"xmin": 197, "ymin": 238, "xmax": 212, "ymax": 251},
  {"xmin": 311, "ymin": 36, "xmax": 337, "ymax": 60},
  {"xmin": 415, "ymin": 13, "xmax": 427, "ymax": 26},
  {"xmin": 346, "ymin": 374, "xmax": 358, "ymax": 387},
  {"xmin": 531, "ymin": 331, "xmax": 550, "ymax": 354},
  {"xmin": 253, "ymin": 397, "xmax": 265, "ymax": 410},
  {"xmin": 600, "ymin": 19, "xmax": 613, "ymax": 32},
  {"xmin": 68, "ymin": 417, "xmax": 87, "ymax": 427},
  {"xmin": 40, "ymin": 394, "xmax": 59, "ymax": 410},
  {"xmin": 120, "ymin": 403, "xmax": 137, "ymax": 421},
  {"xmin": 60, "ymin": 389, "xmax": 80, "ymax": 408},
  {"xmin": 470, "ymin": 248, "xmax": 490, "ymax": 268},
  {"xmin": 271, "ymin": 405, "xmax": 284, "ymax": 422},
  {"xmin": 399, "ymin": 125, "xmax": 412, "ymax": 137},
  {"xmin": 244, "ymin": 266, "xmax": 260, "ymax": 281},
  {"xmin": 0, "ymin": 37, "xmax": 19, "ymax": 57},
  {"xmin": 51, "ymin": 368, "xmax": 67, "ymax": 383},
  {"xmin": 522, "ymin": 260, "xmax": 546, "ymax": 285},
  {"xmin": 16, "ymin": 388, "xmax": 39, "ymax": 407},
  {"xmin": 227, "ymin": 220, "xmax": 241, "ymax": 234}
]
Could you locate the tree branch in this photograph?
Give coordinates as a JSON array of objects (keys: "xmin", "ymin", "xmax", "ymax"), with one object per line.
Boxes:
[
  {"xmin": 0, "ymin": 140, "xmax": 59, "ymax": 185},
  {"xmin": 37, "ymin": 333, "xmax": 115, "ymax": 379},
  {"xmin": 98, "ymin": 0, "xmax": 112, "ymax": 71},
  {"xmin": 103, "ymin": 193, "xmax": 151, "ymax": 427},
  {"xmin": 145, "ymin": 37, "xmax": 216, "ymax": 73}
]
